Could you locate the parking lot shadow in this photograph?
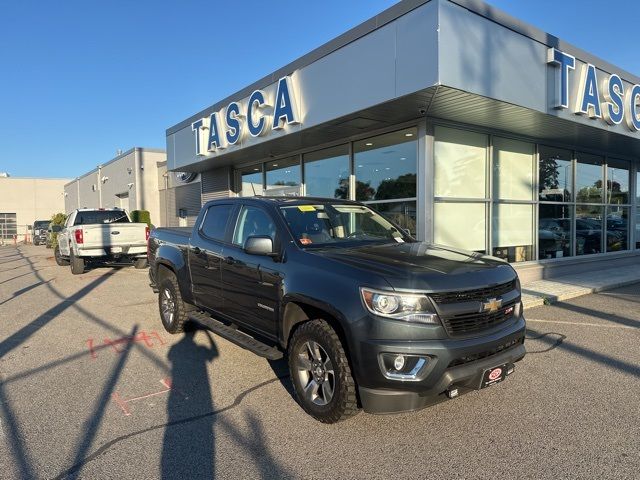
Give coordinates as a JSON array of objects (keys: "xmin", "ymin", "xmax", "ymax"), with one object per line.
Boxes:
[{"xmin": 161, "ymin": 328, "xmax": 219, "ymax": 479}]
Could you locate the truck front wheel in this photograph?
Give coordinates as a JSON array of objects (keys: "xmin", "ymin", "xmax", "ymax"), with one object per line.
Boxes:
[
  {"xmin": 69, "ymin": 251, "xmax": 85, "ymax": 275},
  {"xmin": 54, "ymin": 246, "xmax": 69, "ymax": 266},
  {"xmin": 158, "ymin": 271, "xmax": 194, "ymax": 334},
  {"xmin": 288, "ymin": 319, "xmax": 359, "ymax": 423}
]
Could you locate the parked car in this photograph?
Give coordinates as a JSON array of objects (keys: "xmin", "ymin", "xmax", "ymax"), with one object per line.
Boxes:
[
  {"xmin": 32, "ymin": 220, "xmax": 50, "ymax": 246},
  {"xmin": 147, "ymin": 197, "xmax": 526, "ymax": 423},
  {"xmin": 54, "ymin": 208, "xmax": 149, "ymax": 274}
]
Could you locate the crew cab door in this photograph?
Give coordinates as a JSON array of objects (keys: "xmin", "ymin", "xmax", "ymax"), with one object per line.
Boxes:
[
  {"xmin": 189, "ymin": 203, "xmax": 235, "ymax": 314},
  {"xmin": 221, "ymin": 204, "xmax": 281, "ymax": 338},
  {"xmin": 57, "ymin": 214, "xmax": 73, "ymax": 256}
]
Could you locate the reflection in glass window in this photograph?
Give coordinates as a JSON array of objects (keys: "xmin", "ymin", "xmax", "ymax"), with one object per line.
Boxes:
[
  {"xmin": 266, "ymin": 157, "xmax": 301, "ymax": 196},
  {"xmin": 371, "ymin": 201, "xmax": 417, "ymax": 236},
  {"xmin": 238, "ymin": 164, "xmax": 263, "ymax": 197},
  {"xmin": 539, "ymin": 204, "xmax": 572, "ymax": 259},
  {"xmin": 434, "ymin": 126, "xmax": 487, "ymax": 199},
  {"xmin": 492, "ymin": 203, "xmax": 533, "ymax": 262},
  {"xmin": 303, "ymin": 145, "xmax": 350, "ymax": 199},
  {"xmin": 434, "ymin": 202, "xmax": 486, "ymax": 252},
  {"xmin": 576, "ymin": 205, "xmax": 603, "ymax": 255},
  {"xmin": 539, "ymin": 146, "xmax": 572, "ymax": 202},
  {"xmin": 576, "ymin": 153, "xmax": 603, "ymax": 203},
  {"xmin": 606, "ymin": 206, "xmax": 628, "ymax": 252},
  {"xmin": 636, "ymin": 213, "xmax": 640, "ymax": 250},
  {"xmin": 353, "ymin": 128, "xmax": 417, "ymax": 201},
  {"xmin": 606, "ymin": 159, "xmax": 630, "ymax": 205},
  {"xmin": 493, "ymin": 138, "xmax": 534, "ymax": 201}
]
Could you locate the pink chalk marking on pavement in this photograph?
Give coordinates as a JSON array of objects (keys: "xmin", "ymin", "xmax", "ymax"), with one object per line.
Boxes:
[
  {"xmin": 111, "ymin": 378, "xmax": 185, "ymax": 416},
  {"xmin": 87, "ymin": 330, "xmax": 168, "ymax": 359}
]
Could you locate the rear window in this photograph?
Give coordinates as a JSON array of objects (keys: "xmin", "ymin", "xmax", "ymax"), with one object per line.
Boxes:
[
  {"xmin": 73, "ymin": 210, "xmax": 130, "ymax": 225},
  {"xmin": 200, "ymin": 204, "xmax": 234, "ymax": 241}
]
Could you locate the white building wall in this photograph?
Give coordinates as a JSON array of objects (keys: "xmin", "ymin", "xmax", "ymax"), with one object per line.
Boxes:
[{"xmin": 0, "ymin": 177, "xmax": 70, "ymax": 228}]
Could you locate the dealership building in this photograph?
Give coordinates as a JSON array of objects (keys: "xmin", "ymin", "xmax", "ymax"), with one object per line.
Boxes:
[{"xmin": 164, "ymin": 0, "xmax": 640, "ymax": 280}]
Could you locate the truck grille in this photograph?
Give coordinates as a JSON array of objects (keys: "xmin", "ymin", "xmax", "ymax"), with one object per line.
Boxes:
[
  {"xmin": 429, "ymin": 280, "xmax": 516, "ymax": 304},
  {"xmin": 441, "ymin": 303, "xmax": 516, "ymax": 337},
  {"xmin": 448, "ymin": 336, "xmax": 524, "ymax": 368}
]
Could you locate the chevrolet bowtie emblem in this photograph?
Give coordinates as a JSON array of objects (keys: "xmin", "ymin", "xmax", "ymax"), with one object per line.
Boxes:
[{"xmin": 481, "ymin": 297, "xmax": 502, "ymax": 313}]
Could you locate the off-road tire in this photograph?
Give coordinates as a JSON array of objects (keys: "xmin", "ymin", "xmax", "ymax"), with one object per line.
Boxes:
[
  {"xmin": 288, "ymin": 319, "xmax": 359, "ymax": 423},
  {"xmin": 158, "ymin": 271, "xmax": 194, "ymax": 334},
  {"xmin": 54, "ymin": 246, "xmax": 69, "ymax": 266},
  {"xmin": 134, "ymin": 258, "xmax": 148, "ymax": 269},
  {"xmin": 33, "ymin": 240, "xmax": 39, "ymax": 246},
  {"xmin": 70, "ymin": 251, "xmax": 85, "ymax": 275}
]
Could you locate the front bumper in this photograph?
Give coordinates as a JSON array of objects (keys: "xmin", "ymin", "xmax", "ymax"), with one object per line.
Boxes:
[{"xmin": 354, "ymin": 316, "xmax": 526, "ymax": 414}]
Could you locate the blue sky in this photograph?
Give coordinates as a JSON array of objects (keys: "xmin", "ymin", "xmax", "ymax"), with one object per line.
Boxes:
[{"xmin": 1, "ymin": 0, "xmax": 638, "ymax": 179}]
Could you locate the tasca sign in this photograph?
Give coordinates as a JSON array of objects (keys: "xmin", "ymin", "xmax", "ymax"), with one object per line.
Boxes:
[
  {"xmin": 191, "ymin": 75, "xmax": 300, "ymax": 156},
  {"xmin": 547, "ymin": 48, "xmax": 640, "ymax": 131}
]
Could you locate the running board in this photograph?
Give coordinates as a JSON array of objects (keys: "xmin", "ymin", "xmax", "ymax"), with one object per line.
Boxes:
[{"xmin": 188, "ymin": 311, "xmax": 284, "ymax": 360}]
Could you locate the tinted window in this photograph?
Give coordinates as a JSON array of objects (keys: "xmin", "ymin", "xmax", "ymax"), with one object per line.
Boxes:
[
  {"xmin": 354, "ymin": 128, "xmax": 417, "ymax": 201},
  {"xmin": 200, "ymin": 204, "xmax": 234, "ymax": 241},
  {"xmin": 73, "ymin": 210, "xmax": 130, "ymax": 225},
  {"xmin": 232, "ymin": 206, "xmax": 276, "ymax": 246},
  {"xmin": 539, "ymin": 146, "xmax": 572, "ymax": 202}
]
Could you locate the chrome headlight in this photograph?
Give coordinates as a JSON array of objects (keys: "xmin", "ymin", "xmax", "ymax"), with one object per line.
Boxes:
[{"xmin": 360, "ymin": 287, "xmax": 440, "ymax": 325}]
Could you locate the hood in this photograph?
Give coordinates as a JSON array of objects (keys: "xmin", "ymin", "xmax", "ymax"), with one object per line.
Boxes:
[{"xmin": 311, "ymin": 242, "xmax": 516, "ymax": 291}]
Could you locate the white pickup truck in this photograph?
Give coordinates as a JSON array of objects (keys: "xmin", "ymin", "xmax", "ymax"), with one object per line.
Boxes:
[{"xmin": 54, "ymin": 208, "xmax": 149, "ymax": 274}]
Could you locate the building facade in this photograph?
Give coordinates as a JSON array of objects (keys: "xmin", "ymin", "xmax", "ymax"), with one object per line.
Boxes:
[
  {"xmin": 164, "ymin": 0, "xmax": 640, "ymax": 280},
  {"xmin": 0, "ymin": 176, "xmax": 70, "ymax": 239},
  {"xmin": 64, "ymin": 148, "xmax": 168, "ymax": 226}
]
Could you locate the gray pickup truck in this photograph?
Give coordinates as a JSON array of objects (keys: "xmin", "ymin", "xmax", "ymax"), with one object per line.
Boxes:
[{"xmin": 148, "ymin": 196, "xmax": 526, "ymax": 423}]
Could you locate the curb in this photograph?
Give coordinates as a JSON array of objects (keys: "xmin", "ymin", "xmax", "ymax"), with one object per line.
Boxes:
[{"xmin": 523, "ymin": 278, "xmax": 640, "ymax": 310}]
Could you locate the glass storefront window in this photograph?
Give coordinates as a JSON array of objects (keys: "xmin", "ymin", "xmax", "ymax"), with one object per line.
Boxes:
[
  {"xmin": 303, "ymin": 145, "xmax": 350, "ymax": 199},
  {"xmin": 539, "ymin": 204, "xmax": 572, "ymax": 259},
  {"xmin": 353, "ymin": 128, "xmax": 417, "ymax": 201},
  {"xmin": 576, "ymin": 152, "xmax": 604, "ymax": 203},
  {"xmin": 265, "ymin": 156, "xmax": 301, "ymax": 196},
  {"xmin": 636, "ymin": 213, "xmax": 640, "ymax": 250},
  {"xmin": 238, "ymin": 164, "xmax": 263, "ymax": 197},
  {"xmin": 492, "ymin": 203, "xmax": 533, "ymax": 262},
  {"xmin": 493, "ymin": 138, "xmax": 534, "ymax": 201},
  {"xmin": 606, "ymin": 159, "xmax": 630, "ymax": 205},
  {"xmin": 576, "ymin": 205, "xmax": 603, "ymax": 255},
  {"xmin": 434, "ymin": 126, "xmax": 487, "ymax": 199},
  {"xmin": 371, "ymin": 201, "xmax": 417, "ymax": 236},
  {"xmin": 539, "ymin": 146, "xmax": 572, "ymax": 202},
  {"xmin": 434, "ymin": 202, "xmax": 486, "ymax": 252},
  {"xmin": 606, "ymin": 206, "xmax": 628, "ymax": 252}
]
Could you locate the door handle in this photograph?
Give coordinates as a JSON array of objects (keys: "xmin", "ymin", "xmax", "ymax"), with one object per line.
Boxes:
[
  {"xmin": 192, "ymin": 246, "xmax": 201, "ymax": 254},
  {"xmin": 224, "ymin": 256, "xmax": 236, "ymax": 265}
]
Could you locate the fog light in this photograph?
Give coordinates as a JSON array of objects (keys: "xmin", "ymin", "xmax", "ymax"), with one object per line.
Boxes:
[{"xmin": 393, "ymin": 355, "xmax": 405, "ymax": 371}]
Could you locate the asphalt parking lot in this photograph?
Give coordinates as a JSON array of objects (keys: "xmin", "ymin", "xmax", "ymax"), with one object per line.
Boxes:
[{"xmin": 0, "ymin": 245, "xmax": 638, "ymax": 479}]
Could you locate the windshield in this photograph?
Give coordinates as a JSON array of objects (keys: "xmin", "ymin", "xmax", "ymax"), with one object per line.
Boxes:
[
  {"xmin": 280, "ymin": 203, "xmax": 410, "ymax": 246},
  {"xmin": 33, "ymin": 221, "xmax": 49, "ymax": 228},
  {"xmin": 73, "ymin": 210, "xmax": 130, "ymax": 225}
]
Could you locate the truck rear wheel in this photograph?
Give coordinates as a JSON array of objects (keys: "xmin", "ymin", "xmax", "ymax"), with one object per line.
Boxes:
[
  {"xmin": 70, "ymin": 251, "xmax": 85, "ymax": 275},
  {"xmin": 288, "ymin": 319, "xmax": 359, "ymax": 423},
  {"xmin": 158, "ymin": 271, "xmax": 194, "ymax": 334},
  {"xmin": 54, "ymin": 246, "xmax": 69, "ymax": 266}
]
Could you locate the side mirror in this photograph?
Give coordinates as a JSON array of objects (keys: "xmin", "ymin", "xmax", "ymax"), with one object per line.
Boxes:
[
  {"xmin": 51, "ymin": 225, "xmax": 62, "ymax": 233},
  {"xmin": 244, "ymin": 236, "xmax": 275, "ymax": 256}
]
